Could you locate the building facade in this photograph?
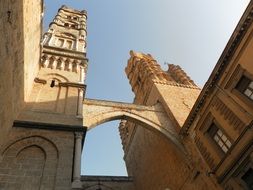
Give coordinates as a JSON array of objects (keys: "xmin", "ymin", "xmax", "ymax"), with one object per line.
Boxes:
[
  {"xmin": 181, "ymin": 4, "xmax": 253, "ymax": 189},
  {"xmin": 0, "ymin": 4, "xmax": 88, "ymax": 190},
  {"xmin": 0, "ymin": 1, "xmax": 252, "ymax": 190},
  {"xmin": 119, "ymin": 2, "xmax": 253, "ymax": 190}
]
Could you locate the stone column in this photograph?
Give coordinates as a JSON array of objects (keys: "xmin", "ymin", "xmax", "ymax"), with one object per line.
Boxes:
[
  {"xmin": 72, "ymin": 132, "xmax": 83, "ymax": 189},
  {"xmin": 79, "ymin": 66, "xmax": 85, "ymax": 82},
  {"xmin": 51, "ymin": 58, "xmax": 57, "ymax": 69},
  {"xmin": 75, "ymin": 39, "xmax": 79, "ymax": 51},
  {"xmin": 77, "ymin": 66, "xmax": 84, "ymax": 117},
  {"xmin": 42, "ymin": 57, "xmax": 49, "ymax": 68},
  {"xmin": 77, "ymin": 88, "xmax": 83, "ymax": 117}
]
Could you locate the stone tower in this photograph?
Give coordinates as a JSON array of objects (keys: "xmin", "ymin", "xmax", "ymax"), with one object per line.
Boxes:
[
  {"xmin": 0, "ymin": 5, "xmax": 88, "ymax": 190},
  {"xmin": 120, "ymin": 51, "xmax": 202, "ymax": 189},
  {"xmin": 37, "ymin": 5, "xmax": 88, "ymax": 121},
  {"xmin": 125, "ymin": 50, "xmax": 200, "ymax": 127},
  {"xmin": 17, "ymin": 5, "xmax": 88, "ymax": 126}
]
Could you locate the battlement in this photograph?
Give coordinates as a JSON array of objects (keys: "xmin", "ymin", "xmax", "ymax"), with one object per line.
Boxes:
[
  {"xmin": 43, "ymin": 5, "xmax": 87, "ymax": 55},
  {"xmin": 59, "ymin": 5, "xmax": 87, "ymax": 15},
  {"xmin": 167, "ymin": 64, "xmax": 197, "ymax": 86},
  {"xmin": 126, "ymin": 51, "xmax": 199, "ymax": 100},
  {"xmin": 50, "ymin": 5, "xmax": 87, "ymax": 30}
]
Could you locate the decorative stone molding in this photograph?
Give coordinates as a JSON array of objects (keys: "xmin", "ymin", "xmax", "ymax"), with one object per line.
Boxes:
[
  {"xmin": 153, "ymin": 80, "xmax": 200, "ymax": 89},
  {"xmin": 13, "ymin": 120, "xmax": 87, "ymax": 132},
  {"xmin": 59, "ymin": 82, "xmax": 86, "ymax": 90},
  {"xmin": 40, "ymin": 53, "xmax": 87, "ymax": 73}
]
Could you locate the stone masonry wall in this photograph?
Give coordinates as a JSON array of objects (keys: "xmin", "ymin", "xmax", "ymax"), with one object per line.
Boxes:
[
  {"xmin": 0, "ymin": 0, "xmax": 25, "ymax": 147},
  {"xmin": 0, "ymin": 0, "xmax": 42, "ymax": 146},
  {"xmin": 0, "ymin": 127, "xmax": 74, "ymax": 190},
  {"xmin": 124, "ymin": 124, "xmax": 221, "ymax": 190},
  {"xmin": 23, "ymin": 0, "xmax": 42, "ymax": 101},
  {"xmin": 124, "ymin": 125, "xmax": 190, "ymax": 190}
]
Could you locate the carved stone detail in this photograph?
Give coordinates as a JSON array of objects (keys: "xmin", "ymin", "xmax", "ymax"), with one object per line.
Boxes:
[
  {"xmin": 168, "ymin": 64, "xmax": 197, "ymax": 86},
  {"xmin": 40, "ymin": 53, "xmax": 85, "ymax": 73},
  {"xmin": 126, "ymin": 51, "xmax": 199, "ymax": 98}
]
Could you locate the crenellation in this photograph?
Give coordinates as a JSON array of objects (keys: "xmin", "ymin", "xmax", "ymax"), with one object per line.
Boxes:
[{"xmin": 168, "ymin": 64, "xmax": 196, "ymax": 86}]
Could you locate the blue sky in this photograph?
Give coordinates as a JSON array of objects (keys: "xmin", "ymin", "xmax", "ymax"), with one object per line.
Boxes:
[{"xmin": 44, "ymin": 0, "xmax": 250, "ymax": 176}]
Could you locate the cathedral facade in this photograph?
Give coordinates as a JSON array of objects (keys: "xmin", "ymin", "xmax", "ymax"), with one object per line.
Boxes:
[{"xmin": 0, "ymin": 1, "xmax": 252, "ymax": 190}]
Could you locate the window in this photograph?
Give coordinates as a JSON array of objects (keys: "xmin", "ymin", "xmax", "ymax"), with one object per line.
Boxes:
[
  {"xmin": 236, "ymin": 75, "xmax": 253, "ymax": 100},
  {"xmin": 56, "ymin": 39, "xmax": 64, "ymax": 47},
  {"xmin": 71, "ymin": 24, "xmax": 77, "ymax": 29},
  {"xmin": 241, "ymin": 168, "xmax": 253, "ymax": 189},
  {"xmin": 208, "ymin": 123, "xmax": 232, "ymax": 153},
  {"xmin": 50, "ymin": 80, "xmax": 55, "ymax": 88},
  {"xmin": 65, "ymin": 40, "xmax": 72, "ymax": 49}
]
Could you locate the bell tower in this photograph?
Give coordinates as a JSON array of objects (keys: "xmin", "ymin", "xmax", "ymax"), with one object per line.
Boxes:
[{"xmin": 19, "ymin": 5, "xmax": 88, "ymax": 126}]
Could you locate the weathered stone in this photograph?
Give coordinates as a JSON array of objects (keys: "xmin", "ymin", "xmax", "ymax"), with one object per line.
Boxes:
[{"xmin": 0, "ymin": 1, "xmax": 253, "ymax": 190}]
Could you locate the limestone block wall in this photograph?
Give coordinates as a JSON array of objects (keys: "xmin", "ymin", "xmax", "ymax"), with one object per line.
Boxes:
[
  {"xmin": 0, "ymin": 0, "xmax": 42, "ymax": 146},
  {"xmin": 124, "ymin": 125, "xmax": 221, "ymax": 190},
  {"xmin": 23, "ymin": 0, "xmax": 42, "ymax": 101},
  {"xmin": 154, "ymin": 83, "xmax": 200, "ymax": 128},
  {"xmin": 18, "ymin": 79, "xmax": 83, "ymax": 126},
  {"xmin": 124, "ymin": 126, "xmax": 189, "ymax": 190},
  {"xmin": 0, "ymin": 0, "xmax": 24, "ymax": 146},
  {"xmin": 0, "ymin": 127, "xmax": 74, "ymax": 190}
]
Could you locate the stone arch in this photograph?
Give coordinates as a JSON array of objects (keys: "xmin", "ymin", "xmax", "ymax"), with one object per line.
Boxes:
[
  {"xmin": 16, "ymin": 144, "xmax": 45, "ymax": 158},
  {"xmin": 44, "ymin": 73, "xmax": 69, "ymax": 82},
  {"xmin": 83, "ymin": 98, "xmax": 186, "ymax": 154},
  {"xmin": 2, "ymin": 135, "xmax": 59, "ymax": 157},
  {"xmin": 88, "ymin": 110, "xmax": 174, "ymax": 138},
  {"xmin": 84, "ymin": 100, "xmax": 193, "ymax": 160},
  {"xmin": 0, "ymin": 136, "xmax": 58, "ymax": 190}
]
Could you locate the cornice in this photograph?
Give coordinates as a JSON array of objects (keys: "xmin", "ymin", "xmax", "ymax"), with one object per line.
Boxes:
[
  {"xmin": 13, "ymin": 120, "xmax": 87, "ymax": 132},
  {"xmin": 153, "ymin": 80, "xmax": 200, "ymax": 90},
  {"xmin": 49, "ymin": 21, "xmax": 87, "ymax": 32},
  {"xmin": 59, "ymin": 82, "xmax": 86, "ymax": 90},
  {"xmin": 59, "ymin": 5, "xmax": 87, "ymax": 16},
  {"xmin": 42, "ymin": 45, "xmax": 88, "ymax": 61}
]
